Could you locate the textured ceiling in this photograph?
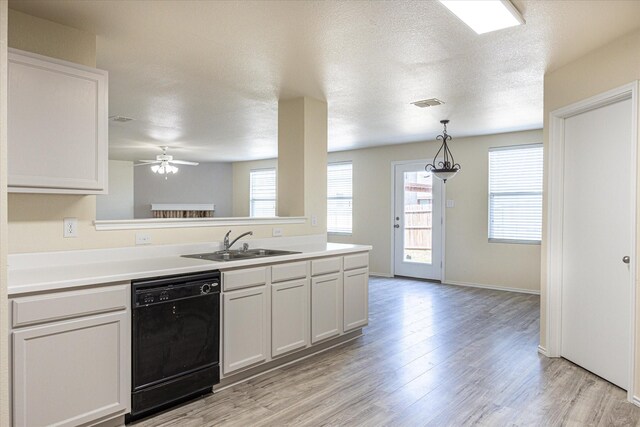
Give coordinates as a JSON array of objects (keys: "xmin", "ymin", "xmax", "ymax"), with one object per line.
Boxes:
[{"xmin": 8, "ymin": 0, "xmax": 640, "ymax": 162}]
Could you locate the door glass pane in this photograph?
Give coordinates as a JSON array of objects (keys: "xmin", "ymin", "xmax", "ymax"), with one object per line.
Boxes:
[{"xmin": 403, "ymin": 171, "xmax": 433, "ymax": 264}]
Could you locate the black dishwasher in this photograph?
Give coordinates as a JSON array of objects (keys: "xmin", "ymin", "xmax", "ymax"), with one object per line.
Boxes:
[{"xmin": 128, "ymin": 271, "xmax": 220, "ymax": 422}]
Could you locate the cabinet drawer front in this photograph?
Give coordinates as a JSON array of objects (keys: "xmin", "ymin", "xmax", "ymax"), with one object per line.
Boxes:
[
  {"xmin": 223, "ymin": 267, "xmax": 268, "ymax": 291},
  {"xmin": 12, "ymin": 283, "xmax": 128, "ymax": 328},
  {"xmin": 311, "ymin": 257, "xmax": 342, "ymax": 276},
  {"xmin": 271, "ymin": 261, "xmax": 308, "ymax": 283},
  {"xmin": 343, "ymin": 252, "xmax": 369, "ymax": 271}
]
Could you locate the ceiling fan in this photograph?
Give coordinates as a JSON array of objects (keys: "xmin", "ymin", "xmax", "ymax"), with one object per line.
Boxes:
[{"xmin": 135, "ymin": 147, "xmax": 199, "ymax": 174}]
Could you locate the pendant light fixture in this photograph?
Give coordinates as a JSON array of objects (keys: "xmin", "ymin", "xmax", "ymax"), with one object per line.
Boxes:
[{"xmin": 425, "ymin": 119, "xmax": 461, "ymax": 183}]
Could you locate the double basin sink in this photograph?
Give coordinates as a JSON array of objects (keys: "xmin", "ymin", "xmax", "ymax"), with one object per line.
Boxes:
[{"xmin": 182, "ymin": 248, "xmax": 301, "ymax": 262}]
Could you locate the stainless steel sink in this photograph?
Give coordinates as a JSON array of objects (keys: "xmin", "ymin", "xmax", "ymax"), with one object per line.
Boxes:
[{"xmin": 182, "ymin": 248, "xmax": 300, "ymax": 262}]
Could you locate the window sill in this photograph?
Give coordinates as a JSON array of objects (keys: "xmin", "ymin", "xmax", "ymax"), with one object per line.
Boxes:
[
  {"xmin": 328, "ymin": 232, "xmax": 353, "ymax": 237},
  {"xmin": 488, "ymin": 238, "xmax": 541, "ymax": 245}
]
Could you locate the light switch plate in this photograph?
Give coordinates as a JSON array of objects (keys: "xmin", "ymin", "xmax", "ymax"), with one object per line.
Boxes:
[
  {"xmin": 63, "ymin": 217, "xmax": 78, "ymax": 238},
  {"xmin": 136, "ymin": 233, "xmax": 152, "ymax": 245},
  {"xmin": 446, "ymin": 199, "xmax": 455, "ymax": 208},
  {"xmin": 311, "ymin": 215, "xmax": 318, "ymax": 226},
  {"xmin": 272, "ymin": 228, "xmax": 283, "ymax": 237}
]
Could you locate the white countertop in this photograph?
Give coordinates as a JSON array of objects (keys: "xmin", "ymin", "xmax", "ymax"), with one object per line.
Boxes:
[{"xmin": 8, "ymin": 239, "xmax": 371, "ymax": 295}]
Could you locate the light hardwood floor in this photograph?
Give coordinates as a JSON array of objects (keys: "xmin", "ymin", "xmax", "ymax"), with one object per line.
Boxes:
[{"xmin": 134, "ymin": 277, "xmax": 640, "ymax": 426}]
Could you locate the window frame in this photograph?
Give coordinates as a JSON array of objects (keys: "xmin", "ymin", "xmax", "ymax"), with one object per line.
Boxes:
[
  {"xmin": 327, "ymin": 161, "xmax": 353, "ymax": 235},
  {"xmin": 249, "ymin": 167, "xmax": 277, "ymax": 218},
  {"xmin": 488, "ymin": 143, "xmax": 543, "ymax": 245}
]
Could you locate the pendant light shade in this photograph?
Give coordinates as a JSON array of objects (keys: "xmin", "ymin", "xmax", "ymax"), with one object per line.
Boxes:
[{"xmin": 425, "ymin": 119, "xmax": 461, "ymax": 183}]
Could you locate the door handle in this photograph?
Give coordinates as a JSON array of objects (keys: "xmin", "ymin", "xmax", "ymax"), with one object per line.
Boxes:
[
  {"xmin": 623, "ymin": 256, "xmax": 630, "ymax": 264},
  {"xmin": 394, "ymin": 224, "xmax": 400, "ymax": 229}
]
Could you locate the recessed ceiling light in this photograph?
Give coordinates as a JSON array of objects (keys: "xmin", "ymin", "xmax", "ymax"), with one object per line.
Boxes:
[
  {"xmin": 109, "ymin": 115, "xmax": 135, "ymax": 122},
  {"xmin": 439, "ymin": 0, "xmax": 524, "ymax": 35},
  {"xmin": 412, "ymin": 98, "xmax": 445, "ymax": 108}
]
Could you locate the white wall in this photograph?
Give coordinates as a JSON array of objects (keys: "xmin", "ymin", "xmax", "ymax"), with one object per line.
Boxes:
[
  {"xmin": 134, "ymin": 161, "xmax": 233, "ymax": 218},
  {"xmin": 96, "ymin": 160, "xmax": 134, "ymax": 220}
]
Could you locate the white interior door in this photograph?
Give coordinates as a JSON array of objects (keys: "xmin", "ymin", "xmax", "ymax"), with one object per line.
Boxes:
[
  {"xmin": 561, "ymin": 97, "xmax": 633, "ymax": 390},
  {"xmin": 393, "ymin": 163, "xmax": 443, "ymax": 280}
]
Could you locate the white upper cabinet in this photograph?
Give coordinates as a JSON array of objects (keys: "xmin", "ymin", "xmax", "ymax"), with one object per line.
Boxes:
[{"xmin": 8, "ymin": 48, "xmax": 108, "ymax": 194}]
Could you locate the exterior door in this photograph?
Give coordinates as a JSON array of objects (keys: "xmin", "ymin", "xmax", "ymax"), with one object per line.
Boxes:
[
  {"xmin": 393, "ymin": 163, "xmax": 443, "ymax": 280},
  {"xmin": 561, "ymin": 96, "xmax": 633, "ymax": 389}
]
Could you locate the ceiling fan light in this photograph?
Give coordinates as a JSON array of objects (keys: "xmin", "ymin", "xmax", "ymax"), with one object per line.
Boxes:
[
  {"xmin": 151, "ymin": 165, "xmax": 159, "ymax": 173},
  {"xmin": 171, "ymin": 165, "xmax": 178, "ymax": 173}
]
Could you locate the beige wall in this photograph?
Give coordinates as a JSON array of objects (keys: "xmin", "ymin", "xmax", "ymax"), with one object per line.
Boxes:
[
  {"xmin": 7, "ymin": 10, "xmax": 320, "ymax": 254},
  {"xmin": 1, "ymin": 3, "xmax": 8, "ymax": 426},
  {"xmin": 234, "ymin": 130, "xmax": 543, "ymax": 292},
  {"xmin": 328, "ymin": 130, "xmax": 542, "ymax": 291},
  {"xmin": 541, "ymin": 29, "xmax": 640, "ymax": 393}
]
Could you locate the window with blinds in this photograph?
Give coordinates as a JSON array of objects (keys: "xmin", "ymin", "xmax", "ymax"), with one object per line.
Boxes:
[
  {"xmin": 488, "ymin": 144, "xmax": 543, "ymax": 243},
  {"xmin": 250, "ymin": 168, "xmax": 276, "ymax": 217},
  {"xmin": 327, "ymin": 162, "xmax": 353, "ymax": 234}
]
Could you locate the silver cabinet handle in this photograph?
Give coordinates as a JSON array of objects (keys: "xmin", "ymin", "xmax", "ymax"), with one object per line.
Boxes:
[{"xmin": 623, "ymin": 256, "xmax": 630, "ymax": 264}]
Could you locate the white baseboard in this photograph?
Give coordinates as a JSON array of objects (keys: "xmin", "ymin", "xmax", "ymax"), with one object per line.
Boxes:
[
  {"xmin": 537, "ymin": 345, "xmax": 550, "ymax": 357},
  {"xmin": 369, "ymin": 272, "xmax": 393, "ymax": 278},
  {"xmin": 632, "ymin": 395, "xmax": 640, "ymax": 408},
  {"xmin": 444, "ymin": 280, "xmax": 540, "ymax": 295}
]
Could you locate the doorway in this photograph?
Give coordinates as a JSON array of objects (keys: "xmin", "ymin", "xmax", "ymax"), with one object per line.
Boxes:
[
  {"xmin": 392, "ymin": 162, "xmax": 443, "ymax": 281},
  {"xmin": 547, "ymin": 82, "xmax": 637, "ymax": 395}
]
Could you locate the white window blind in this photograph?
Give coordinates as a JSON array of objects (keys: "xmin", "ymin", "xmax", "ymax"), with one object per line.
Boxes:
[
  {"xmin": 327, "ymin": 162, "xmax": 353, "ymax": 234},
  {"xmin": 489, "ymin": 144, "xmax": 543, "ymax": 243},
  {"xmin": 250, "ymin": 168, "xmax": 276, "ymax": 217}
]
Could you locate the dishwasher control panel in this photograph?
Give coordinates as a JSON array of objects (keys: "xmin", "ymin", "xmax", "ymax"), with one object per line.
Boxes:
[{"xmin": 133, "ymin": 271, "xmax": 220, "ymax": 307}]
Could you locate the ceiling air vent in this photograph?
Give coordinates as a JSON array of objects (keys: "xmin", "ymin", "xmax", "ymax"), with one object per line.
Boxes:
[
  {"xmin": 411, "ymin": 98, "xmax": 445, "ymax": 108},
  {"xmin": 109, "ymin": 115, "xmax": 135, "ymax": 122}
]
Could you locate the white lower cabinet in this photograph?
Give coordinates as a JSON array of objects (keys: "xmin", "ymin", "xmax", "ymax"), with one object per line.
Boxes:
[
  {"xmin": 311, "ymin": 272, "xmax": 343, "ymax": 344},
  {"xmin": 223, "ymin": 286, "xmax": 268, "ymax": 375},
  {"xmin": 271, "ymin": 278, "xmax": 309, "ymax": 357},
  {"xmin": 343, "ymin": 267, "xmax": 369, "ymax": 332},
  {"xmin": 12, "ymin": 311, "xmax": 130, "ymax": 427}
]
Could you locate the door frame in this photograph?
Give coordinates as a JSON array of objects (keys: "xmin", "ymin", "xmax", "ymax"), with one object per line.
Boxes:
[
  {"xmin": 389, "ymin": 159, "xmax": 447, "ymax": 280},
  {"xmin": 546, "ymin": 81, "xmax": 638, "ymax": 401}
]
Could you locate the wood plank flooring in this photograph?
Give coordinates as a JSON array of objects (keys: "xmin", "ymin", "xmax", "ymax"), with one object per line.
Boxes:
[{"xmin": 133, "ymin": 277, "xmax": 640, "ymax": 426}]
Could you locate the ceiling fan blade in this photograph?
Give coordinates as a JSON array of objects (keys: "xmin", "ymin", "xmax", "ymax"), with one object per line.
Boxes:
[
  {"xmin": 171, "ymin": 160, "xmax": 199, "ymax": 165},
  {"xmin": 134, "ymin": 161, "xmax": 161, "ymax": 166}
]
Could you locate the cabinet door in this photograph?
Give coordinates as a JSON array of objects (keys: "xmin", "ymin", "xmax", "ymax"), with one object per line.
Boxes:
[
  {"xmin": 8, "ymin": 49, "xmax": 108, "ymax": 194},
  {"xmin": 343, "ymin": 268, "xmax": 369, "ymax": 332},
  {"xmin": 272, "ymin": 278, "xmax": 309, "ymax": 357},
  {"xmin": 311, "ymin": 273, "xmax": 342, "ymax": 344},
  {"xmin": 223, "ymin": 286, "xmax": 268, "ymax": 375},
  {"xmin": 13, "ymin": 311, "xmax": 130, "ymax": 427}
]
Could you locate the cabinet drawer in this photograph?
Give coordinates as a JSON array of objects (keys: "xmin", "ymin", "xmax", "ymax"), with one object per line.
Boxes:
[
  {"xmin": 311, "ymin": 257, "xmax": 342, "ymax": 276},
  {"xmin": 344, "ymin": 252, "xmax": 369, "ymax": 271},
  {"xmin": 271, "ymin": 261, "xmax": 308, "ymax": 283},
  {"xmin": 223, "ymin": 267, "xmax": 268, "ymax": 291},
  {"xmin": 12, "ymin": 283, "xmax": 128, "ymax": 328}
]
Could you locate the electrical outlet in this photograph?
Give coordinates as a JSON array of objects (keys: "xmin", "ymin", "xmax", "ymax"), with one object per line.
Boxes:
[
  {"xmin": 311, "ymin": 215, "xmax": 318, "ymax": 226},
  {"xmin": 136, "ymin": 233, "xmax": 152, "ymax": 245},
  {"xmin": 272, "ymin": 228, "xmax": 283, "ymax": 237},
  {"xmin": 63, "ymin": 218, "xmax": 78, "ymax": 238}
]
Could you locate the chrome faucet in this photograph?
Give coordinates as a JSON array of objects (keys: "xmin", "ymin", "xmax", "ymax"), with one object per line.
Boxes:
[{"xmin": 223, "ymin": 230, "xmax": 253, "ymax": 251}]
